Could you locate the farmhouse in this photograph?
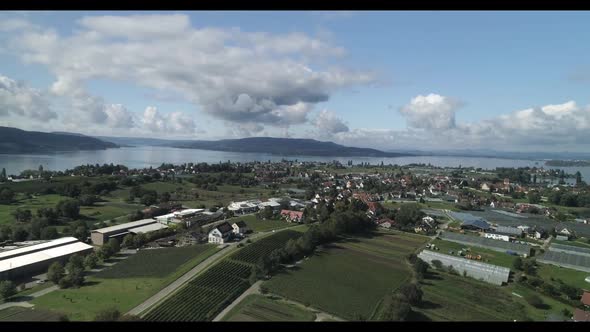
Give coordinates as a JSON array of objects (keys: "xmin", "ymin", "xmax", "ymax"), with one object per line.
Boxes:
[
  {"xmin": 232, "ymin": 221, "xmax": 249, "ymax": 235},
  {"xmin": 208, "ymin": 222, "xmax": 234, "ymax": 244},
  {"xmin": 280, "ymin": 209, "xmax": 304, "ymax": 223},
  {"xmin": 91, "ymin": 219, "xmax": 168, "ymax": 246},
  {"xmin": 0, "ymin": 237, "xmax": 93, "ymax": 281},
  {"xmin": 573, "ymin": 309, "xmax": 590, "ymax": 322}
]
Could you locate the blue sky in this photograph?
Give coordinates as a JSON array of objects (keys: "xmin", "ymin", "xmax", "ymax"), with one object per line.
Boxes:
[{"xmin": 1, "ymin": 11, "xmax": 589, "ymax": 151}]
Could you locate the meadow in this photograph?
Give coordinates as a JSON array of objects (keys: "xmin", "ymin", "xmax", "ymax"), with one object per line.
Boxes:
[
  {"xmin": 222, "ymin": 294, "xmax": 316, "ymax": 321},
  {"xmin": 30, "ymin": 244, "xmax": 219, "ymax": 321},
  {"xmin": 263, "ymin": 230, "xmax": 429, "ymax": 320},
  {"xmin": 430, "ymin": 239, "xmax": 518, "ymax": 269}
]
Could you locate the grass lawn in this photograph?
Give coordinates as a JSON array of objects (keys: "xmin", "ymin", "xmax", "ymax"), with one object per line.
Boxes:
[
  {"xmin": 31, "ymin": 244, "xmax": 219, "ymax": 321},
  {"xmin": 536, "ymin": 263, "xmax": 590, "ymax": 291},
  {"xmin": 431, "ymin": 239, "xmax": 518, "ymax": 269},
  {"xmin": 506, "ymin": 283, "xmax": 575, "ymax": 321},
  {"xmin": 229, "ymin": 214, "xmax": 294, "ymax": 233},
  {"xmin": 264, "ymin": 231, "xmax": 427, "ymax": 320},
  {"xmin": 552, "ymin": 238, "xmax": 590, "ymax": 249},
  {"xmin": 222, "ymin": 294, "xmax": 316, "ymax": 321},
  {"xmin": 80, "ymin": 202, "xmax": 141, "ymax": 224},
  {"xmin": 414, "ymin": 270, "xmax": 529, "ymax": 321},
  {"xmin": 0, "ymin": 194, "xmax": 69, "ymax": 225},
  {"xmin": 0, "ymin": 306, "xmax": 65, "ymax": 321},
  {"xmin": 421, "ymin": 201, "xmax": 460, "ymax": 211}
]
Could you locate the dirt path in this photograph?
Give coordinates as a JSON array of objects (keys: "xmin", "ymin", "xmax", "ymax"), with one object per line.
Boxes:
[{"xmin": 213, "ymin": 280, "xmax": 262, "ymax": 321}]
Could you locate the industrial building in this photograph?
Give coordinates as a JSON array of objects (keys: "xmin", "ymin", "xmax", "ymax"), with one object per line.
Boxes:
[
  {"xmin": 418, "ymin": 250, "xmax": 511, "ymax": 286},
  {"xmin": 0, "ymin": 237, "xmax": 93, "ymax": 281},
  {"xmin": 450, "ymin": 212, "xmax": 491, "ymax": 231},
  {"xmin": 91, "ymin": 219, "xmax": 168, "ymax": 246},
  {"xmin": 440, "ymin": 231, "xmax": 531, "ymax": 256}
]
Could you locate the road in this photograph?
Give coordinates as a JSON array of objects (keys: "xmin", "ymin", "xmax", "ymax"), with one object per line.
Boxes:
[
  {"xmin": 127, "ymin": 243, "xmax": 235, "ymax": 317},
  {"xmin": 212, "ymin": 280, "xmax": 262, "ymax": 321}
]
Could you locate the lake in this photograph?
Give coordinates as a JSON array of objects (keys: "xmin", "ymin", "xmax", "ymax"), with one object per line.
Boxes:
[{"xmin": 1, "ymin": 146, "xmax": 589, "ymax": 181}]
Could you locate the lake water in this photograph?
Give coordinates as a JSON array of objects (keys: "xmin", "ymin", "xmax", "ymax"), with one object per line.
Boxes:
[{"xmin": 1, "ymin": 146, "xmax": 589, "ymax": 181}]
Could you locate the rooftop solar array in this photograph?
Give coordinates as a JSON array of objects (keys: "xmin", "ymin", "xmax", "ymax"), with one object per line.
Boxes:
[
  {"xmin": 418, "ymin": 250, "xmax": 510, "ymax": 285},
  {"xmin": 538, "ymin": 251, "xmax": 590, "ymax": 273},
  {"xmin": 440, "ymin": 231, "xmax": 531, "ymax": 255}
]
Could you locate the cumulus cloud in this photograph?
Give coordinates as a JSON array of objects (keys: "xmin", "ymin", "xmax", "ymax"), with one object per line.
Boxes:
[
  {"xmin": 141, "ymin": 106, "xmax": 196, "ymax": 134},
  {"xmin": 104, "ymin": 104, "xmax": 134, "ymax": 128},
  {"xmin": 313, "ymin": 110, "xmax": 349, "ymax": 134},
  {"xmin": 399, "ymin": 93, "xmax": 461, "ymax": 130},
  {"xmin": 5, "ymin": 14, "xmax": 374, "ymax": 133},
  {"xmin": 0, "ymin": 74, "xmax": 57, "ymax": 121}
]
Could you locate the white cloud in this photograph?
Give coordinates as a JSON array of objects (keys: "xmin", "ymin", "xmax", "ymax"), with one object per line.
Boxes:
[
  {"xmin": 0, "ymin": 74, "xmax": 57, "ymax": 121},
  {"xmin": 104, "ymin": 104, "xmax": 134, "ymax": 128},
  {"xmin": 5, "ymin": 14, "xmax": 374, "ymax": 132},
  {"xmin": 313, "ymin": 110, "xmax": 349, "ymax": 135},
  {"xmin": 399, "ymin": 93, "xmax": 461, "ymax": 130},
  {"xmin": 141, "ymin": 106, "xmax": 195, "ymax": 135}
]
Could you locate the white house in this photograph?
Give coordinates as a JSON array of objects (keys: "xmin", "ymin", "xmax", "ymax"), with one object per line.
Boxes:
[
  {"xmin": 208, "ymin": 222, "xmax": 234, "ymax": 244},
  {"xmin": 232, "ymin": 221, "xmax": 249, "ymax": 235}
]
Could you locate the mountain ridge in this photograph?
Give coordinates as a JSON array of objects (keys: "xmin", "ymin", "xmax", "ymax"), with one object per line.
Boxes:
[{"xmin": 0, "ymin": 127, "xmax": 118, "ymax": 154}]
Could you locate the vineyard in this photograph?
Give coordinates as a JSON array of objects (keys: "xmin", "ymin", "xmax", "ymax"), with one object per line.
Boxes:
[{"xmin": 143, "ymin": 230, "xmax": 302, "ymax": 321}]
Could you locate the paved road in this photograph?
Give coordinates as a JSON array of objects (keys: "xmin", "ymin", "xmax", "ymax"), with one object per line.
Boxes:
[
  {"xmin": 213, "ymin": 280, "xmax": 262, "ymax": 321},
  {"xmin": 128, "ymin": 244, "xmax": 235, "ymax": 317}
]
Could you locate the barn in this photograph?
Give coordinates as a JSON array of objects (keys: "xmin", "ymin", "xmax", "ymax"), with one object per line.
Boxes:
[{"xmin": 0, "ymin": 237, "xmax": 93, "ymax": 281}]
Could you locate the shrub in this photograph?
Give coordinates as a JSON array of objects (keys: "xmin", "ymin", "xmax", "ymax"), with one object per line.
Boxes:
[{"xmin": 524, "ymin": 294, "xmax": 545, "ymax": 309}]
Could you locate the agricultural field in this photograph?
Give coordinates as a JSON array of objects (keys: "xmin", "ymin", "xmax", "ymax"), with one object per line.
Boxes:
[
  {"xmin": 414, "ymin": 270, "xmax": 529, "ymax": 321},
  {"xmin": 31, "ymin": 244, "xmax": 219, "ymax": 321},
  {"xmin": 228, "ymin": 214, "xmax": 293, "ymax": 233},
  {"xmin": 264, "ymin": 231, "xmax": 428, "ymax": 320},
  {"xmin": 96, "ymin": 245, "xmax": 217, "ymax": 278},
  {"xmin": 143, "ymin": 230, "xmax": 303, "ymax": 321},
  {"xmin": 536, "ymin": 263, "xmax": 590, "ymax": 290},
  {"xmin": 0, "ymin": 307, "xmax": 65, "ymax": 322},
  {"xmin": 552, "ymin": 238, "xmax": 590, "ymax": 249},
  {"xmin": 222, "ymin": 294, "xmax": 316, "ymax": 321},
  {"xmin": 430, "ymin": 239, "xmax": 519, "ymax": 269}
]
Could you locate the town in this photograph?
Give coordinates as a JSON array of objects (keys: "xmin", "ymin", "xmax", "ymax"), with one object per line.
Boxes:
[{"xmin": 0, "ymin": 160, "xmax": 589, "ymax": 322}]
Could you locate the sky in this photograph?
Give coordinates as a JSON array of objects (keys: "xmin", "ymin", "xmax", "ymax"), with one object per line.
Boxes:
[{"xmin": 1, "ymin": 11, "xmax": 590, "ymax": 152}]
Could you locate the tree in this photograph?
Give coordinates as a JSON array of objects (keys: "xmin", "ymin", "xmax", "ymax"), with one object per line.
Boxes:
[
  {"xmin": 12, "ymin": 208, "xmax": 32, "ymax": 223},
  {"xmin": 140, "ymin": 193, "xmax": 157, "ymax": 206},
  {"xmin": 56, "ymin": 199, "xmax": 80, "ymax": 219},
  {"xmin": 84, "ymin": 253, "xmax": 99, "ymax": 270},
  {"xmin": 413, "ymin": 258, "xmax": 429, "ymax": 279},
  {"xmin": 528, "ymin": 192, "xmax": 541, "ymax": 204},
  {"xmin": 522, "ymin": 259, "xmax": 536, "ymax": 275},
  {"xmin": 431, "ymin": 259, "xmax": 443, "ymax": 270},
  {"xmin": 64, "ymin": 254, "xmax": 85, "ymax": 288},
  {"xmin": 160, "ymin": 192, "xmax": 171, "ymax": 203},
  {"xmin": 47, "ymin": 262, "xmax": 65, "ymax": 284},
  {"xmin": 108, "ymin": 238, "xmax": 120, "ymax": 254},
  {"xmin": 380, "ymin": 294, "xmax": 411, "ymax": 321},
  {"xmin": 122, "ymin": 234, "xmax": 135, "ymax": 248},
  {"xmin": 40, "ymin": 226, "xmax": 59, "ymax": 240},
  {"xmin": 79, "ymin": 195, "xmax": 98, "ymax": 206},
  {"xmin": 0, "ymin": 188, "xmax": 14, "ymax": 203},
  {"xmin": 399, "ymin": 283, "xmax": 423, "ymax": 305},
  {"xmin": 93, "ymin": 308, "xmax": 120, "ymax": 321},
  {"xmin": 0, "ymin": 168, "xmax": 6, "ymax": 181},
  {"xmin": 11, "ymin": 226, "xmax": 29, "ymax": 242},
  {"xmin": 524, "ymin": 294, "xmax": 545, "ymax": 309},
  {"xmin": 0, "ymin": 281, "xmax": 16, "ymax": 302},
  {"xmin": 575, "ymin": 171, "xmax": 583, "ymax": 186},
  {"xmin": 38, "ymin": 165, "xmax": 44, "ymax": 173},
  {"xmin": 513, "ymin": 257, "xmax": 523, "ymax": 271}
]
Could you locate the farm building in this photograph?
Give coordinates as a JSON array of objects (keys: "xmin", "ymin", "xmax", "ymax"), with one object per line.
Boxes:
[
  {"xmin": 449, "ymin": 212, "xmax": 491, "ymax": 231},
  {"xmin": 91, "ymin": 219, "xmax": 168, "ymax": 246},
  {"xmin": 0, "ymin": 237, "xmax": 93, "ymax": 281},
  {"xmin": 440, "ymin": 231, "xmax": 531, "ymax": 256},
  {"xmin": 208, "ymin": 222, "xmax": 234, "ymax": 244},
  {"xmin": 228, "ymin": 200, "xmax": 260, "ymax": 214},
  {"xmin": 280, "ymin": 210, "xmax": 304, "ymax": 223},
  {"xmin": 494, "ymin": 226, "xmax": 523, "ymax": 238},
  {"xmin": 418, "ymin": 250, "xmax": 510, "ymax": 286},
  {"xmin": 232, "ymin": 221, "xmax": 249, "ymax": 235}
]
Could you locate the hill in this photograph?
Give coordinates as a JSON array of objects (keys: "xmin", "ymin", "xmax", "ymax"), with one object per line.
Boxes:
[
  {"xmin": 0, "ymin": 127, "xmax": 118, "ymax": 154},
  {"xmin": 167, "ymin": 137, "xmax": 409, "ymax": 157}
]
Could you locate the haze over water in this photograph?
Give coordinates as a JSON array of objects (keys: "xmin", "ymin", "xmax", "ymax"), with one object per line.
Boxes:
[{"xmin": 0, "ymin": 146, "xmax": 588, "ymax": 182}]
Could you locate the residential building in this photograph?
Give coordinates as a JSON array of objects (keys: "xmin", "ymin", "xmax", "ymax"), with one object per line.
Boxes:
[
  {"xmin": 280, "ymin": 209, "xmax": 304, "ymax": 223},
  {"xmin": 208, "ymin": 222, "xmax": 234, "ymax": 244},
  {"xmin": 232, "ymin": 221, "xmax": 249, "ymax": 235}
]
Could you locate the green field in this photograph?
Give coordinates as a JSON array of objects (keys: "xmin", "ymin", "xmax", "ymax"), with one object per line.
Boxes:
[
  {"xmin": 144, "ymin": 230, "xmax": 303, "ymax": 321},
  {"xmin": 431, "ymin": 239, "xmax": 518, "ymax": 269},
  {"xmin": 229, "ymin": 214, "xmax": 294, "ymax": 233},
  {"xmin": 264, "ymin": 231, "xmax": 428, "ymax": 320},
  {"xmin": 0, "ymin": 194, "xmax": 68, "ymax": 225},
  {"xmin": 222, "ymin": 294, "xmax": 316, "ymax": 321},
  {"xmin": 536, "ymin": 263, "xmax": 590, "ymax": 291},
  {"xmin": 31, "ymin": 244, "xmax": 219, "ymax": 321},
  {"xmin": 414, "ymin": 270, "xmax": 529, "ymax": 321},
  {"xmin": 0, "ymin": 306, "xmax": 65, "ymax": 321},
  {"xmin": 552, "ymin": 238, "xmax": 590, "ymax": 249}
]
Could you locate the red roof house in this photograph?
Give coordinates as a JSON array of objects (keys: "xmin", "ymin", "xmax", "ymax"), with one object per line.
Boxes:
[
  {"xmin": 280, "ymin": 209, "xmax": 304, "ymax": 223},
  {"xmin": 573, "ymin": 309, "xmax": 590, "ymax": 322},
  {"xmin": 582, "ymin": 291, "xmax": 590, "ymax": 307}
]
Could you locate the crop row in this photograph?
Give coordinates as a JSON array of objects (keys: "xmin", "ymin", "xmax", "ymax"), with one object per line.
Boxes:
[{"xmin": 230, "ymin": 230, "xmax": 302, "ymax": 264}]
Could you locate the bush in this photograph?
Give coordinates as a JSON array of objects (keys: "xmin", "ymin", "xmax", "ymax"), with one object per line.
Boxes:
[
  {"xmin": 524, "ymin": 294, "xmax": 545, "ymax": 309},
  {"xmin": 94, "ymin": 308, "xmax": 121, "ymax": 321},
  {"xmin": 0, "ymin": 280, "xmax": 17, "ymax": 302},
  {"xmin": 58, "ymin": 277, "xmax": 73, "ymax": 289},
  {"xmin": 431, "ymin": 259, "xmax": 443, "ymax": 269}
]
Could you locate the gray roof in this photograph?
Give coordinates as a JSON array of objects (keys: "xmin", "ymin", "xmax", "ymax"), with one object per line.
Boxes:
[
  {"xmin": 92, "ymin": 219, "xmax": 156, "ymax": 234},
  {"xmin": 451, "ymin": 212, "xmax": 491, "ymax": 230},
  {"xmin": 494, "ymin": 226, "xmax": 523, "ymax": 236}
]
